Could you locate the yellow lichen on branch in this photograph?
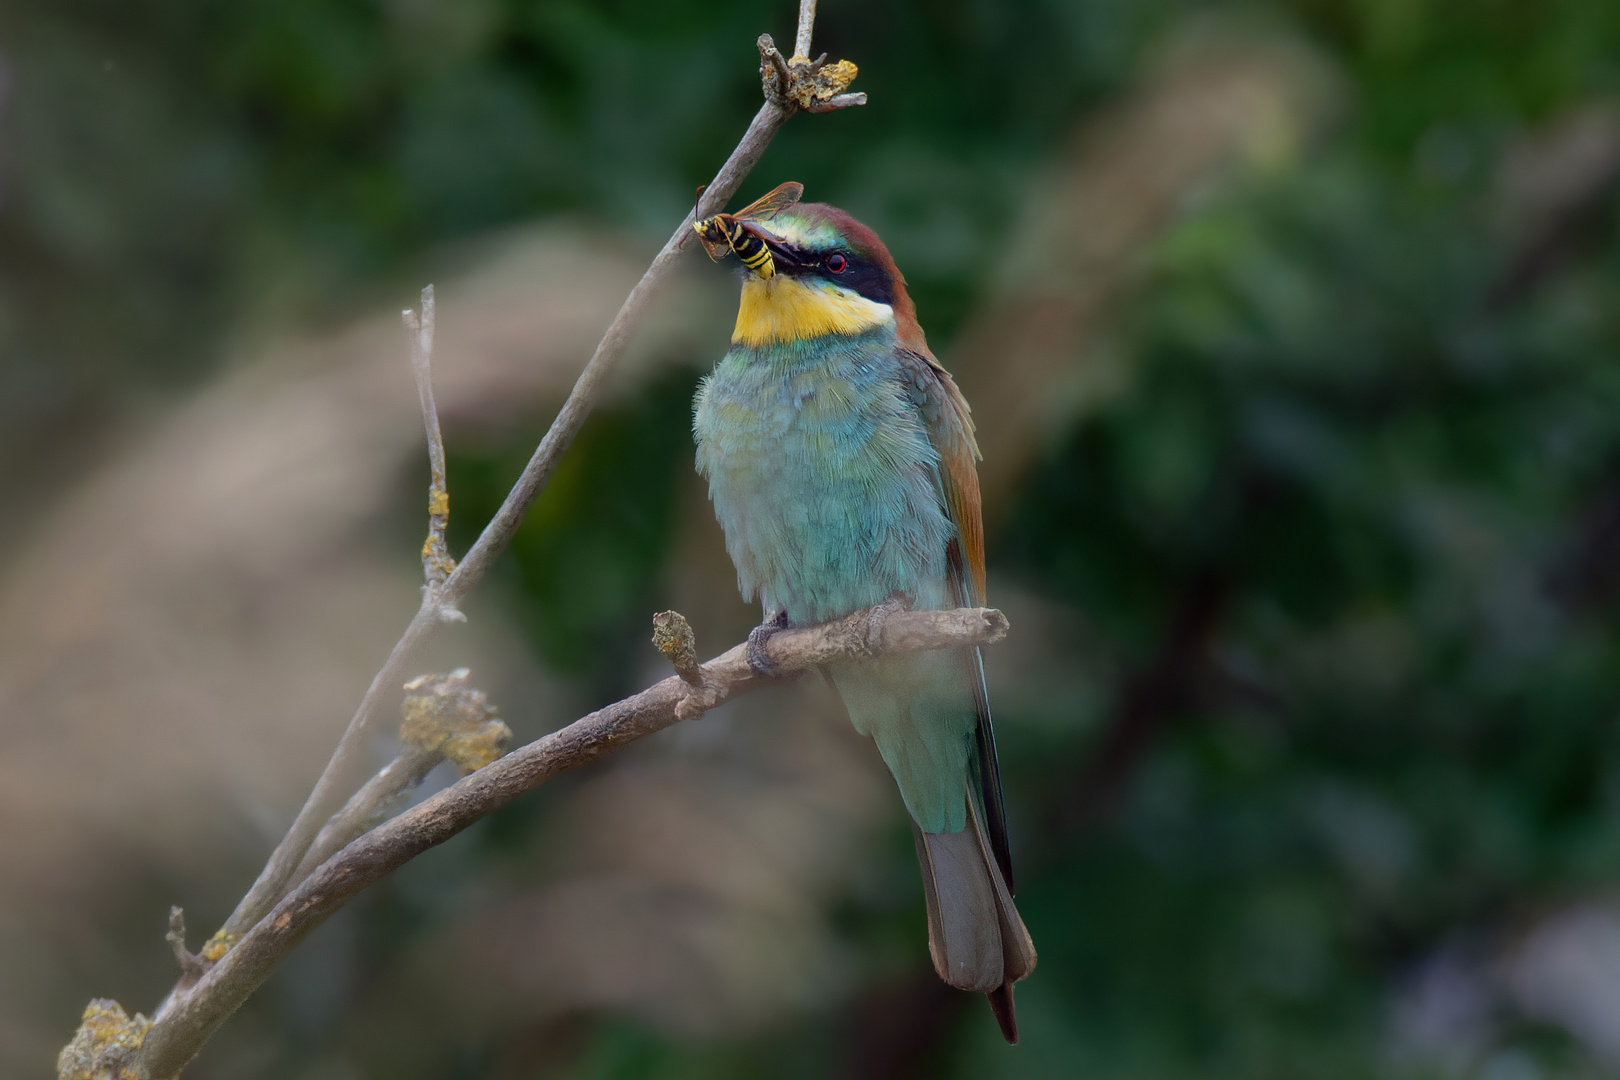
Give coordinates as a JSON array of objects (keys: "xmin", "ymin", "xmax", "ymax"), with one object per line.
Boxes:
[
  {"xmin": 441, "ymin": 723, "xmax": 508, "ymax": 774},
  {"xmin": 399, "ymin": 669, "xmax": 511, "ymax": 775},
  {"xmin": 199, "ymin": 929, "xmax": 238, "ymax": 964},
  {"xmin": 420, "ymin": 534, "xmax": 457, "ymax": 582},
  {"xmin": 57, "ymin": 999, "xmax": 153, "ymax": 1080},
  {"xmin": 651, "ymin": 610, "xmax": 700, "ymax": 680},
  {"xmin": 795, "ymin": 58, "xmax": 857, "ymax": 109},
  {"xmin": 757, "ymin": 33, "xmax": 865, "ymax": 116}
]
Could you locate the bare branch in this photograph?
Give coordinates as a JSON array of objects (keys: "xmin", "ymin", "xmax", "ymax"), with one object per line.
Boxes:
[
  {"xmin": 795, "ymin": 0, "xmax": 816, "ymax": 60},
  {"xmin": 125, "ymin": 605, "xmax": 1009, "ymax": 1078},
  {"xmin": 404, "ymin": 286, "xmax": 458, "ymax": 597},
  {"xmin": 204, "ymin": 6, "xmax": 861, "ymax": 955}
]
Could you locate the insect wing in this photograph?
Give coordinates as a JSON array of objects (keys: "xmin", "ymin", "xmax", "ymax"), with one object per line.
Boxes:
[{"xmin": 732, "ymin": 181, "xmax": 804, "ymax": 224}]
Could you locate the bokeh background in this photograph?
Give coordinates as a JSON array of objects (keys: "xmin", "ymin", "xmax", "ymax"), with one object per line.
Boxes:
[{"xmin": 7, "ymin": 0, "xmax": 1620, "ymax": 1076}]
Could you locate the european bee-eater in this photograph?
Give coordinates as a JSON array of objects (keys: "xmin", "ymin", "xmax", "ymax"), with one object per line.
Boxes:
[{"xmin": 691, "ymin": 183, "xmax": 1036, "ymax": 1041}]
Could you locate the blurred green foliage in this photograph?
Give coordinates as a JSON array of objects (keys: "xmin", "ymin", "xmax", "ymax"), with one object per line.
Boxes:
[
  {"xmin": 999, "ymin": 151, "xmax": 1620, "ymax": 1075},
  {"xmin": 10, "ymin": 0, "xmax": 1620, "ymax": 1077},
  {"xmin": 446, "ymin": 368, "xmax": 697, "ymax": 694}
]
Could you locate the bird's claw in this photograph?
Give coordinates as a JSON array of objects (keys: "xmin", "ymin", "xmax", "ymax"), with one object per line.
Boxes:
[
  {"xmin": 747, "ymin": 610, "xmax": 790, "ymax": 677},
  {"xmin": 865, "ymin": 593, "xmax": 913, "ymax": 653}
]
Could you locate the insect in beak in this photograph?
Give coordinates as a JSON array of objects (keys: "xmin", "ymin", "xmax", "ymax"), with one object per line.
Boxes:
[{"xmin": 690, "ymin": 181, "xmax": 806, "ymax": 280}]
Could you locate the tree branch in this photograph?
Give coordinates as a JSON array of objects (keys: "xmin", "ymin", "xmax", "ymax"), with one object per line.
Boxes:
[
  {"xmin": 123, "ymin": 605, "xmax": 1008, "ymax": 1078},
  {"xmin": 56, "ymin": 6, "xmax": 882, "ymax": 1075},
  {"xmin": 204, "ymin": 0, "xmax": 861, "ymax": 963}
]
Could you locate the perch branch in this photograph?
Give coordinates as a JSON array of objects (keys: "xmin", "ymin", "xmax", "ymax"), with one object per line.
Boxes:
[
  {"xmin": 205, "ymin": 0, "xmax": 861, "ymax": 955},
  {"xmin": 125, "ymin": 606, "xmax": 1008, "ymax": 1078}
]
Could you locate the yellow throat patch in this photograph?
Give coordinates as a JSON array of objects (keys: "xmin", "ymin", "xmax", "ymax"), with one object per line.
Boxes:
[{"xmin": 732, "ymin": 275, "xmax": 893, "ymax": 347}]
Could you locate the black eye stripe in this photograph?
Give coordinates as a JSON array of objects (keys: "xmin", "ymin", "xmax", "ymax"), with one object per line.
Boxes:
[
  {"xmin": 766, "ymin": 239, "xmax": 894, "ymax": 305},
  {"xmin": 775, "ymin": 245, "xmax": 894, "ymax": 305},
  {"xmin": 827, "ymin": 255, "xmax": 893, "ymax": 305}
]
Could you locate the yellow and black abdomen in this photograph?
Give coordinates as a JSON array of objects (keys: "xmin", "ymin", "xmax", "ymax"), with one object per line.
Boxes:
[
  {"xmin": 727, "ymin": 227, "xmax": 775, "ymax": 277},
  {"xmin": 694, "ymin": 216, "xmax": 776, "ymax": 278}
]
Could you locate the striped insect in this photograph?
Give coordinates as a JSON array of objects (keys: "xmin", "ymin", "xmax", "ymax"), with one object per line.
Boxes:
[{"xmin": 692, "ymin": 181, "xmax": 804, "ymax": 279}]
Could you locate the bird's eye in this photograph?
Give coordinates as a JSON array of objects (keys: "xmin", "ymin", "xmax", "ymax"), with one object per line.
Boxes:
[{"xmin": 826, "ymin": 253, "xmax": 847, "ymax": 273}]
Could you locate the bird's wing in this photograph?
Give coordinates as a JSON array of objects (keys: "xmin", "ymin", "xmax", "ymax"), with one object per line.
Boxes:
[
  {"xmin": 897, "ymin": 348, "xmax": 986, "ymax": 604},
  {"xmin": 897, "ymin": 347, "xmax": 1014, "ymax": 892}
]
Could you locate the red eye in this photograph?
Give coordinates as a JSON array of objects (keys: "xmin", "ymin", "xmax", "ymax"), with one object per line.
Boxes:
[{"xmin": 827, "ymin": 253, "xmax": 847, "ymax": 273}]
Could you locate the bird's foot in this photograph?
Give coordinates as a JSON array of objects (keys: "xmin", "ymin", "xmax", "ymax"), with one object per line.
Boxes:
[
  {"xmin": 746, "ymin": 610, "xmax": 791, "ymax": 678},
  {"xmin": 864, "ymin": 592, "xmax": 914, "ymax": 653}
]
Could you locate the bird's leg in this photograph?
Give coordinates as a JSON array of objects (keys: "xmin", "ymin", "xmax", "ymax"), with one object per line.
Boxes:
[{"xmin": 746, "ymin": 609, "xmax": 791, "ymax": 677}]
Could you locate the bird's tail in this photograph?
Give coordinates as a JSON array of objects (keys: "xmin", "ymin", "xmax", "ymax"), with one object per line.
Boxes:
[{"xmin": 912, "ymin": 792, "xmax": 1037, "ymax": 1042}]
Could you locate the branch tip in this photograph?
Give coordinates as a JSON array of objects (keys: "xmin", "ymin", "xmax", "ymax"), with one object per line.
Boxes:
[
  {"xmin": 165, "ymin": 907, "xmax": 207, "ymax": 981},
  {"xmin": 652, "ymin": 610, "xmax": 703, "ymax": 686}
]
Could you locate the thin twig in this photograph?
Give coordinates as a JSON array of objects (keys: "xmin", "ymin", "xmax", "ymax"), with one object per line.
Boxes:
[
  {"xmin": 126, "ymin": 605, "xmax": 1009, "ymax": 1078},
  {"xmin": 807, "ymin": 92, "xmax": 867, "ymax": 114},
  {"xmin": 209, "ymin": 613, "xmax": 438, "ymax": 945},
  {"xmin": 405, "ymin": 286, "xmax": 457, "ymax": 594},
  {"xmin": 794, "ymin": 0, "xmax": 816, "ymax": 59},
  {"xmin": 288, "ymin": 748, "xmax": 440, "ymax": 886},
  {"xmin": 165, "ymin": 908, "xmax": 204, "ymax": 985},
  {"xmin": 205, "ymin": 0, "xmax": 852, "ymax": 955},
  {"xmin": 762, "ymin": 35, "xmax": 793, "ymax": 100}
]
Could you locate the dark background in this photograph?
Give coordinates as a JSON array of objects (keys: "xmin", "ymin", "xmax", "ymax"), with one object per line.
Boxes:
[{"xmin": 8, "ymin": 0, "xmax": 1620, "ymax": 1077}]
